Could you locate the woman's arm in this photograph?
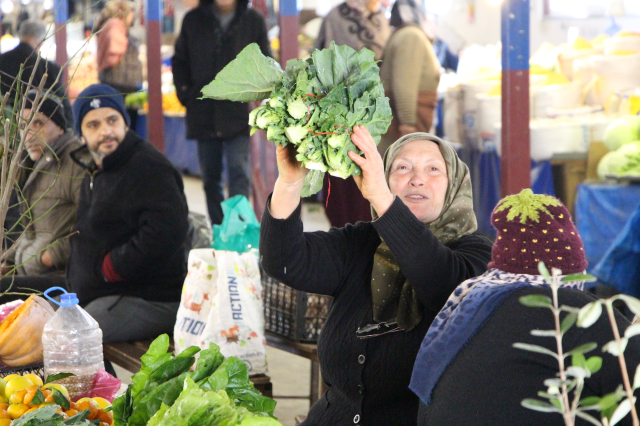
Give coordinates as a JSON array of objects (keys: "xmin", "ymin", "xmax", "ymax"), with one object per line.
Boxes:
[
  {"xmin": 260, "ymin": 196, "xmax": 365, "ymax": 297},
  {"xmin": 262, "ymin": 144, "xmax": 362, "ymax": 296},
  {"xmin": 373, "ymin": 199, "xmax": 491, "ymax": 312}
]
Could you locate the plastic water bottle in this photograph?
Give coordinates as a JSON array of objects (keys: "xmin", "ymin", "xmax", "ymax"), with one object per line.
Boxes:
[{"xmin": 42, "ymin": 287, "xmax": 104, "ymax": 399}]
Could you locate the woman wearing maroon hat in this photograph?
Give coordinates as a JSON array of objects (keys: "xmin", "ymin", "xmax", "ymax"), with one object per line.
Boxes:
[
  {"xmin": 260, "ymin": 126, "xmax": 492, "ymax": 425},
  {"xmin": 412, "ymin": 189, "xmax": 640, "ymax": 426}
]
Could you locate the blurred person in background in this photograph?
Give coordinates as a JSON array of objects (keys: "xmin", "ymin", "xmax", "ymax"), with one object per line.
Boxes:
[
  {"xmin": 379, "ymin": 0, "xmax": 440, "ymax": 155},
  {"xmin": 95, "ymin": 0, "xmax": 143, "ymax": 130},
  {"xmin": 0, "ymin": 20, "xmax": 74, "ymax": 127},
  {"xmin": 172, "ymin": 0, "xmax": 270, "ymax": 225},
  {"xmin": 315, "ymin": 0, "xmax": 391, "ymax": 228}
]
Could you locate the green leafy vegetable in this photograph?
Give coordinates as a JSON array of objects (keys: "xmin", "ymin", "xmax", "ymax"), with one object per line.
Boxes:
[
  {"xmin": 202, "ymin": 41, "xmax": 392, "ymax": 196},
  {"xmin": 31, "ymin": 388, "xmax": 45, "ymax": 406},
  {"xmin": 45, "ymin": 373, "xmax": 75, "ymax": 385},
  {"xmin": 52, "ymin": 388, "xmax": 70, "ymax": 411},
  {"xmin": 201, "ymin": 44, "xmax": 284, "ymax": 102},
  {"xmin": 10, "ymin": 405, "xmax": 94, "ymax": 426},
  {"xmin": 112, "ymin": 335, "xmax": 281, "ymax": 426}
]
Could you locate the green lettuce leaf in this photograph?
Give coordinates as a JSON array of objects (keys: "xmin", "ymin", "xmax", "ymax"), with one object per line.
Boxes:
[{"xmin": 202, "ymin": 44, "xmax": 284, "ymax": 102}]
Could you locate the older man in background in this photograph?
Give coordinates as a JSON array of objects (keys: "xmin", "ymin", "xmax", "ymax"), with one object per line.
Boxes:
[{"xmin": 1, "ymin": 91, "xmax": 84, "ymax": 296}]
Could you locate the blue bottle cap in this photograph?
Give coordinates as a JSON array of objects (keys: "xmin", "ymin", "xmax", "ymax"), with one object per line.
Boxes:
[{"xmin": 59, "ymin": 293, "xmax": 79, "ymax": 307}]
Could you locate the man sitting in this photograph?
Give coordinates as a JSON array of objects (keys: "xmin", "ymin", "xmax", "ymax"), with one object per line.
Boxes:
[
  {"xmin": 1, "ymin": 91, "xmax": 83, "ymax": 292},
  {"xmin": 69, "ymin": 84, "xmax": 189, "ymax": 343}
]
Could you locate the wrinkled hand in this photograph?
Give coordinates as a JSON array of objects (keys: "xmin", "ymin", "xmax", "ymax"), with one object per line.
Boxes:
[
  {"xmin": 41, "ymin": 250, "xmax": 53, "ymax": 267},
  {"xmin": 275, "ymin": 144, "xmax": 309, "ymax": 187},
  {"xmin": 348, "ymin": 125, "xmax": 394, "ymax": 216},
  {"xmin": 271, "ymin": 144, "xmax": 309, "ymax": 219}
]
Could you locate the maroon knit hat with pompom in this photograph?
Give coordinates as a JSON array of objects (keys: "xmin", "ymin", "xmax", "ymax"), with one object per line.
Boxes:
[{"xmin": 487, "ymin": 189, "xmax": 587, "ymax": 275}]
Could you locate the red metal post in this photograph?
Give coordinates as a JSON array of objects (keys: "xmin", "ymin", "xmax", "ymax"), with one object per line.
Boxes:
[
  {"xmin": 54, "ymin": 0, "xmax": 68, "ymax": 86},
  {"xmin": 501, "ymin": 0, "xmax": 531, "ymax": 196},
  {"xmin": 146, "ymin": 0, "xmax": 164, "ymax": 151}
]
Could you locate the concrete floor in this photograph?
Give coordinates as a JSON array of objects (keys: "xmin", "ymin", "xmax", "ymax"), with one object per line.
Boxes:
[{"xmin": 112, "ymin": 175, "xmax": 331, "ymax": 426}]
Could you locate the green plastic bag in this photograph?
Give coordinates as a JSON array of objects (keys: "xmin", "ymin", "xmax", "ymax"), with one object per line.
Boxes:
[{"xmin": 212, "ymin": 195, "xmax": 260, "ymax": 253}]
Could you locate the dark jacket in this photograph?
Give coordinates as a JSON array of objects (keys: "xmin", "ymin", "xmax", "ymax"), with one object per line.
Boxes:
[
  {"xmin": 260, "ymin": 196, "xmax": 492, "ymax": 426},
  {"xmin": 419, "ymin": 286, "xmax": 640, "ymax": 426},
  {"xmin": 5, "ymin": 132, "xmax": 84, "ymax": 276},
  {"xmin": 172, "ymin": 0, "xmax": 271, "ymax": 141},
  {"xmin": 68, "ymin": 130, "xmax": 189, "ymax": 304},
  {"xmin": 0, "ymin": 42, "xmax": 74, "ymax": 128}
]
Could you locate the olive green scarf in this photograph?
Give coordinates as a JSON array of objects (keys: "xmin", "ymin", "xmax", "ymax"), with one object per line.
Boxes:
[{"xmin": 369, "ymin": 133, "xmax": 477, "ymax": 334}]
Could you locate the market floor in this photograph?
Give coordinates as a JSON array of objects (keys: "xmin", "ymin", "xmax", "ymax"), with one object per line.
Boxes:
[{"xmin": 112, "ymin": 175, "xmax": 331, "ymax": 426}]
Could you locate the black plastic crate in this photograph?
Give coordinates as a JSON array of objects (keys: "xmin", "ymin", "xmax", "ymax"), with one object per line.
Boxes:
[
  {"xmin": 0, "ymin": 364, "xmax": 44, "ymax": 380},
  {"xmin": 262, "ymin": 272, "xmax": 332, "ymax": 343}
]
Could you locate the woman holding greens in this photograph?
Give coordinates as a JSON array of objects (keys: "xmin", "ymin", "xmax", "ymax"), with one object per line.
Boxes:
[{"xmin": 260, "ymin": 126, "xmax": 492, "ymax": 425}]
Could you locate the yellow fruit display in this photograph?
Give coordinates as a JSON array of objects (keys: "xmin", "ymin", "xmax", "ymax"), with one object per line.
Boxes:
[
  {"xmin": 0, "ymin": 419, "xmax": 10, "ymax": 426},
  {"xmin": 23, "ymin": 374, "xmax": 43, "ymax": 387},
  {"xmin": 572, "ymin": 36, "xmax": 593, "ymax": 50},
  {"xmin": 4, "ymin": 376, "xmax": 34, "ymax": 399},
  {"xmin": 9, "ymin": 388, "xmax": 27, "ymax": 404},
  {"xmin": 2, "ymin": 375, "xmax": 18, "ymax": 384},
  {"xmin": 142, "ymin": 92, "xmax": 186, "ymax": 114},
  {"xmin": 7, "ymin": 403, "xmax": 28, "ymax": 419},
  {"xmin": 42, "ymin": 383, "xmax": 69, "ymax": 396},
  {"xmin": 0, "ymin": 295, "xmax": 55, "ymax": 367},
  {"xmin": 92, "ymin": 397, "xmax": 112, "ymax": 409},
  {"xmin": 616, "ymin": 30, "xmax": 640, "ymax": 37},
  {"xmin": 609, "ymin": 50, "xmax": 638, "ymax": 55}
]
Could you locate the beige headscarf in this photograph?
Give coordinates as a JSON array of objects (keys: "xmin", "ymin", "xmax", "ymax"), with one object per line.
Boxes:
[{"xmin": 369, "ymin": 133, "xmax": 477, "ymax": 333}]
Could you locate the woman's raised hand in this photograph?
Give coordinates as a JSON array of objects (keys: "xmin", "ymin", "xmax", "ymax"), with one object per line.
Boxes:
[
  {"xmin": 270, "ymin": 144, "xmax": 309, "ymax": 219},
  {"xmin": 348, "ymin": 125, "xmax": 394, "ymax": 217},
  {"xmin": 276, "ymin": 144, "xmax": 309, "ymax": 186}
]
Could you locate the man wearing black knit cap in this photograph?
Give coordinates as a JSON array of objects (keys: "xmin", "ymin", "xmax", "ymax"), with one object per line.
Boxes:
[
  {"xmin": 1, "ymin": 90, "xmax": 83, "ymax": 285},
  {"xmin": 68, "ymin": 83, "xmax": 189, "ymax": 343}
]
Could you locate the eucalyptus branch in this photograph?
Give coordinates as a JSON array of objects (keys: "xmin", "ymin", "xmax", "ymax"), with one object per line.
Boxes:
[
  {"xmin": 605, "ymin": 302, "xmax": 640, "ymax": 426},
  {"xmin": 552, "ymin": 274, "xmax": 575, "ymax": 426}
]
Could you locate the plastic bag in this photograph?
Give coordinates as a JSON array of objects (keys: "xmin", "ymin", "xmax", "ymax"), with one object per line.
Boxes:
[
  {"xmin": 174, "ymin": 249, "xmax": 267, "ymax": 374},
  {"xmin": 72, "ymin": 369, "xmax": 122, "ymax": 402},
  {"xmin": 212, "ymin": 195, "xmax": 260, "ymax": 253},
  {"xmin": 0, "ymin": 300, "xmax": 23, "ymax": 322}
]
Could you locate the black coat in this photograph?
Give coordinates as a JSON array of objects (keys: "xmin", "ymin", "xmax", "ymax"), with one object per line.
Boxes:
[
  {"xmin": 260, "ymin": 197, "xmax": 492, "ymax": 425},
  {"xmin": 419, "ymin": 286, "xmax": 640, "ymax": 426},
  {"xmin": 68, "ymin": 131, "xmax": 189, "ymax": 304},
  {"xmin": 172, "ymin": 0, "xmax": 271, "ymax": 141},
  {"xmin": 0, "ymin": 42, "xmax": 74, "ymax": 128}
]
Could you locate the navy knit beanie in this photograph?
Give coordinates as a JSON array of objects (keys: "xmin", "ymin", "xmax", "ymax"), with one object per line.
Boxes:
[
  {"xmin": 25, "ymin": 90, "xmax": 67, "ymax": 130},
  {"xmin": 73, "ymin": 84, "xmax": 130, "ymax": 135}
]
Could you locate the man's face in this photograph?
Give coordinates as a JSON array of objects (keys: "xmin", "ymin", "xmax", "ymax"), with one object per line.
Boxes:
[
  {"xmin": 214, "ymin": 0, "xmax": 236, "ymax": 10},
  {"xmin": 22, "ymin": 109, "xmax": 64, "ymax": 161},
  {"xmin": 80, "ymin": 107, "xmax": 128, "ymax": 165}
]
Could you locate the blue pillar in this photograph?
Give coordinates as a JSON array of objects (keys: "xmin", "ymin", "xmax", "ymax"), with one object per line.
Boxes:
[{"xmin": 501, "ymin": 0, "xmax": 530, "ymax": 196}]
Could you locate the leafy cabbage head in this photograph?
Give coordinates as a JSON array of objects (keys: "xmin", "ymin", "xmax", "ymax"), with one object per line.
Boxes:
[
  {"xmin": 285, "ymin": 125, "xmax": 308, "ymax": 144},
  {"xmin": 287, "ymin": 97, "xmax": 307, "ymax": 120},
  {"xmin": 256, "ymin": 111, "xmax": 281, "ymax": 129}
]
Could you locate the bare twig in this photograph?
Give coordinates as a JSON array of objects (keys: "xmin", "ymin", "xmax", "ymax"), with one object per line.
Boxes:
[{"xmin": 605, "ymin": 303, "xmax": 640, "ymax": 426}]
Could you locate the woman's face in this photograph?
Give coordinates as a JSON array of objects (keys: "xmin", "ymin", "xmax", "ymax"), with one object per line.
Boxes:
[{"xmin": 388, "ymin": 140, "xmax": 448, "ymax": 224}]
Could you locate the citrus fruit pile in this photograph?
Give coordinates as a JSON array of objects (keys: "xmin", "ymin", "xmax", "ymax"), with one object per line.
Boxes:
[
  {"xmin": 142, "ymin": 92, "xmax": 186, "ymax": 114},
  {"xmin": 0, "ymin": 373, "xmax": 113, "ymax": 425}
]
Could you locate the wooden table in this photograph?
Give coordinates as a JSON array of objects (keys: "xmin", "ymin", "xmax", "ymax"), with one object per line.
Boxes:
[{"xmin": 265, "ymin": 331, "xmax": 326, "ymax": 406}]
